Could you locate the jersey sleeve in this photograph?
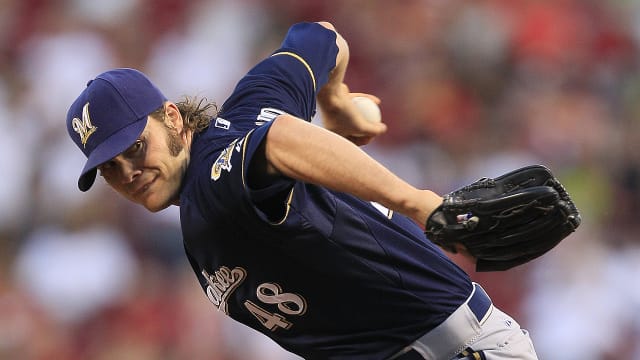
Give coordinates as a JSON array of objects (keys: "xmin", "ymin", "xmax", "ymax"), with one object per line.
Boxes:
[
  {"xmin": 207, "ymin": 121, "xmax": 296, "ymax": 226},
  {"xmin": 218, "ymin": 22, "xmax": 338, "ymax": 125},
  {"xmin": 199, "ymin": 23, "xmax": 339, "ymax": 225},
  {"xmin": 273, "ymin": 22, "xmax": 339, "ymax": 94}
]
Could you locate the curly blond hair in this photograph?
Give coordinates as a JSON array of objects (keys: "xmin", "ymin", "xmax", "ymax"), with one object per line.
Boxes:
[{"xmin": 150, "ymin": 97, "xmax": 218, "ymax": 134}]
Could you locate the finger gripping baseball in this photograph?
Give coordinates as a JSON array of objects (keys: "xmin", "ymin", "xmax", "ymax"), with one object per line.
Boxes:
[{"xmin": 425, "ymin": 165, "xmax": 581, "ymax": 272}]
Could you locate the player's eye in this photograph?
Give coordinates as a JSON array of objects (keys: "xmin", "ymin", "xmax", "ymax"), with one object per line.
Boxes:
[
  {"xmin": 123, "ymin": 139, "xmax": 145, "ymax": 158},
  {"xmin": 97, "ymin": 139, "xmax": 144, "ymax": 179},
  {"xmin": 98, "ymin": 161, "xmax": 115, "ymax": 177},
  {"xmin": 101, "ymin": 161, "xmax": 114, "ymax": 170}
]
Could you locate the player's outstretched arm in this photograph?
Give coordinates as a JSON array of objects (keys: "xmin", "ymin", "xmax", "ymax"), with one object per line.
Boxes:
[
  {"xmin": 314, "ymin": 22, "xmax": 387, "ymax": 145},
  {"xmin": 262, "ymin": 114, "xmax": 442, "ymax": 226}
]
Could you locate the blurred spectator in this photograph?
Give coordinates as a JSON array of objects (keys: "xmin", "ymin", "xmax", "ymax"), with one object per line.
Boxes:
[{"xmin": 13, "ymin": 226, "xmax": 137, "ymax": 325}]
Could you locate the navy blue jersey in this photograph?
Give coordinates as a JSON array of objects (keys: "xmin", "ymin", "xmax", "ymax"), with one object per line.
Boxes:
[{"xmin": 179, "ymin": 22, "xmax": 472, "ymax": 359}]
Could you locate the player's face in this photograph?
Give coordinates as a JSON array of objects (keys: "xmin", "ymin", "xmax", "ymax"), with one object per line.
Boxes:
[{"xmin": 97, "ymin": 106, "xmax": 189, "ymax": 212}]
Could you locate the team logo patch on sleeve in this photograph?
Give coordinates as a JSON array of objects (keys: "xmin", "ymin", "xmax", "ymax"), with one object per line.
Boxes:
[{"xmin": 211, "ymin": 138, "xmax": 240, "ymax": 181}]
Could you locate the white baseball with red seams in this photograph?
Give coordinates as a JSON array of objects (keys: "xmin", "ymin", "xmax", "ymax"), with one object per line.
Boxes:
[{"xmin": 352, "ymin": 96, "xmax": 381, "ymax": 123}]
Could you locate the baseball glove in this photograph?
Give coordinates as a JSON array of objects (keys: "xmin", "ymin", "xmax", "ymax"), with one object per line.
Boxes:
[{"xmin": 425, "ymin": 165, "xmax": 581, "ymax": 272}]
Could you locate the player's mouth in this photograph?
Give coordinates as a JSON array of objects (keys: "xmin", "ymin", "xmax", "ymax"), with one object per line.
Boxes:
[{"xmin": 132, "ymin": 177, "xmax": 156, "ymax": 198}]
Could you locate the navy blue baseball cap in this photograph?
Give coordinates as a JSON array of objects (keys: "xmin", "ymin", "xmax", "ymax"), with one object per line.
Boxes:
[{"xmin": 67, "ymin": 68, "xmax": 167, "ymax": 191}]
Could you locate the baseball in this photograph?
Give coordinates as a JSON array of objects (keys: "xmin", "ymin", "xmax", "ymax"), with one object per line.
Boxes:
[{"xmin": 352, "ymin": 96, "xmax": 381, "ymax": 123}]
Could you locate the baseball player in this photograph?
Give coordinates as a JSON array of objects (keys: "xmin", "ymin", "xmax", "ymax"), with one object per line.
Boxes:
[{"xmin": 67, "ymin": 22, "xmax": 539, "ymax": 359}]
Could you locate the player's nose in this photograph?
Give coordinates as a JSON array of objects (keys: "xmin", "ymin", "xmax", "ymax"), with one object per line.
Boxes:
[{"xmin": 113, "ymin": 157, "xmax": 142, "ymax": 185}]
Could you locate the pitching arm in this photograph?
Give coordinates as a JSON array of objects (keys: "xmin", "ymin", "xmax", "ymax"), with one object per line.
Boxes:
[
  {"xmin": 314, "ymin": 22, "xmax": 387, "ymax": 145},
  {"xmin": 260, "ymin": 114, "xmax": 442, "ymax": 226}
]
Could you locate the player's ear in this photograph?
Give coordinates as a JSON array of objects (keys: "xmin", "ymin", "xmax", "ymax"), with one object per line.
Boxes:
[{"xmin": 164, "ymin": 102, "xmax": 184, "ymax": 131}]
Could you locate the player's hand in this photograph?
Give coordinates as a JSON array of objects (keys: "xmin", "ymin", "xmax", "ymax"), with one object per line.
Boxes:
[{"xmin": 317, "ymin": 83, "xmax": 387, "ymax": 146}]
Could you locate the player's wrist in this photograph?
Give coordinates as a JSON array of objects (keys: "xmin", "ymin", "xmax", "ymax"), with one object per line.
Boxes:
[
  {"xmin": 423, "ymin": 191, "xmax": 444, "ymax": 224},
  {"xmin": 317, "ymin": 83, "xmax": 347, "ymax": 110},
  {"xmin": 400, "ymin": 189, "xmax": 443, "ymax": 227}
]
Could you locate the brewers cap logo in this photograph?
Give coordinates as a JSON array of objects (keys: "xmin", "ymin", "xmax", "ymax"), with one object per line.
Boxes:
[{"xmin": 71, "ymin": 102, "xmax": 98, "ymax": 148}]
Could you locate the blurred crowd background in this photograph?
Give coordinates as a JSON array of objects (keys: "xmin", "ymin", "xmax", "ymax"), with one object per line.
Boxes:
[{"xmin": 0, "ymin": 0, "xmax": 639, "ymax": 359}]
